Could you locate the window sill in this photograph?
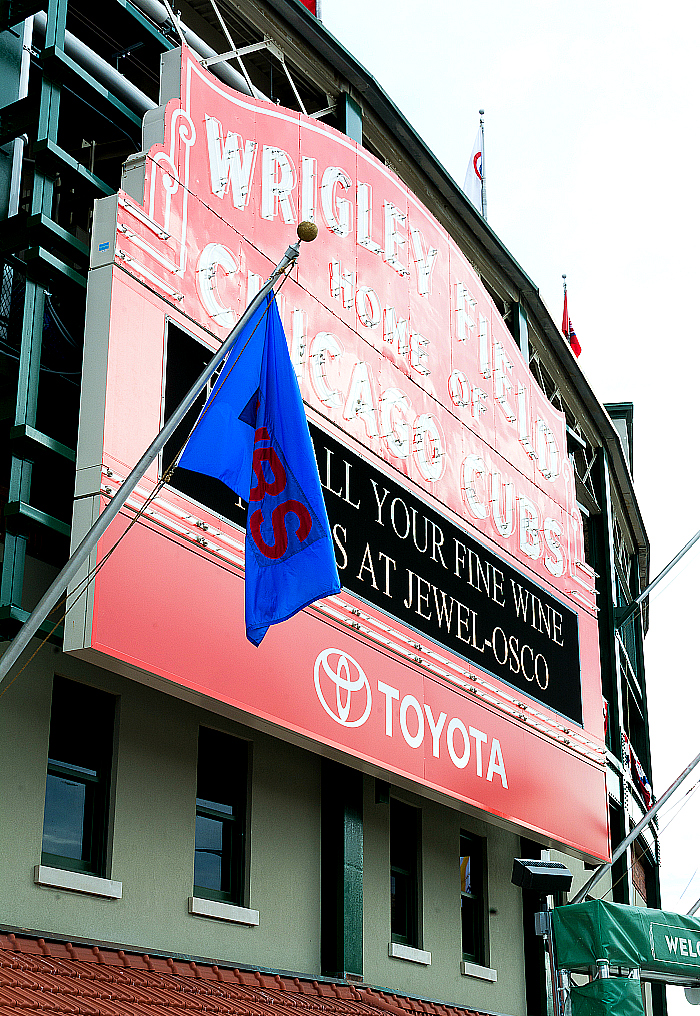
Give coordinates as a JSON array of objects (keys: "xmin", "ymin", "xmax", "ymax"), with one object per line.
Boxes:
[
  {"xmin": 188, "ymin": 897, "xmax": 259, "ymax": 926},
  {"xmin": 388, "ymin": 942, "xmax": 431, "ymax": 965},
  {"xmin": 461, "ymin": 960, "xmax": 497, "ymax": 982},
  {"xmin": 34, "ymin": 865, "xmax": 122, "ymax": 899}
]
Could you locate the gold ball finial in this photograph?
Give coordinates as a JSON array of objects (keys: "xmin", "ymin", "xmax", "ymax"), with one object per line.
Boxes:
[{"xmin": 297, "ymin": 220, "xmax": 318, "ymax": 242}]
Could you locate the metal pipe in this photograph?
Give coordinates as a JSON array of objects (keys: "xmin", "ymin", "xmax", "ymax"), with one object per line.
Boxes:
[
  {"xmin": 544, "ymin": 927, "xmax": 565, "ymax": 1016},
  {"xmin": 687, "ymin": 897, "xmax": 700, "ymax": 917},
  {"xmin": 125, "ymin": 0, "xmax": 265, "ymax": 98},
  {"xmin": 33, "ymin": 11, "xmax": 156, "ymax": 115},
  {"xmin": 8, "ymin": 18, "xmax": 33, "ymax": 218},
  {"xmin": 615, "ymin": 526, "xmax": 700, "ymax": 629},
  {"xmin": 571, "ymin": 747, "xmax": 700, "ymax": 904},
  {"xmin": 0, "ymin": 240, "xmax": 302, "ymax": 688}
]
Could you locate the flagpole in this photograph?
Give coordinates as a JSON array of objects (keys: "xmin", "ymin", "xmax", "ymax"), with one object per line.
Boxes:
[
  {"xmin": 569, "ymin": 747, "xmax": 700, "ymax": 905},
  {"xmin": 479, "ymin": 109, "xmax": 487, "ymax": 220},
  {"xmin": 0, "ymin": 223, "xmax": 318, "ymax": 688},
  {"xmin": 614, "ymin": 526, "xmax": 700, "ymax": 630}
]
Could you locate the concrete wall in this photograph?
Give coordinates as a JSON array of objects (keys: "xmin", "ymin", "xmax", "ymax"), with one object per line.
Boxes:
[{"xmin": 1, "ymin": 645, "xmax": 530, "ymax": 1012}]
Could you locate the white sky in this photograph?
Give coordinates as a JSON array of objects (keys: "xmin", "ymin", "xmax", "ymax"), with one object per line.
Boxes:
[{"xmin": 321, "ymin": 2, "xmax": 700, "ymax": 1011}]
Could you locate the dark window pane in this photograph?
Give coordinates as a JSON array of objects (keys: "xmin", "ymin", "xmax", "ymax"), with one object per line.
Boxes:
[
  {"xmin": 41, "ymin": 678, "xmax": 115, "ymax": 875},
  {"xmin": 461, "ymin": 895, "xmax": 476, "ymax": 958},
  {"xmin": 391, "ymin": 800, "xmax": 417, "ymax": 875},
  {"xmin": 48, "ymin": 676, "xmax": 113, "ymax": 775},
  {"xmin": 194, "ymin": 728, "xmax": 247, "ymax": 904},
  {"xmin": 194, "ymin": 814, "xmax": 224, "ymax": 891},
  {"xmin": 390, "ymin": 800, "xmax": 419, "ymax": 945},
  {"xmin": 197, "ymin": 728, "xmax": 247, "ymax": 810},
  {"xmin": 460, "ymin": 833, "xmax": 483, "ymax": 963},
  {"xmin": 391, "ymin": 871, "xmax": 409, "ymax": 940},
  {"xmin": 43, "ymin": 775, "xmax": 86, "ymax": 859}
]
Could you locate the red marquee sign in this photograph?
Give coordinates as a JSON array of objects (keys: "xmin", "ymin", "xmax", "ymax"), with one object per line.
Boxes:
[{"xmin": 66, "ymin": 47, "xmax": 608, "ymax": 860}]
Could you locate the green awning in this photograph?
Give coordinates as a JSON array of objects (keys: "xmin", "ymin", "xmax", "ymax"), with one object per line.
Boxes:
[
  {"xmin": 553, "ymin": 900, "xmax": 700, "ymax": 976},
  {"xmin": 570, "ymin": 978, "xmax": 644, "ymax": 1016}
]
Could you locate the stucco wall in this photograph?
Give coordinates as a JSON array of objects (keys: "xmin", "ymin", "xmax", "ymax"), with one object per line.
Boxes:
[
  {"xmin": 362, "ymin": 779, "xmax": 526, "ymax": 1013},
  {"xmin": 1, "ymin": 645, "xmax": 531, "ymax": 1012}
]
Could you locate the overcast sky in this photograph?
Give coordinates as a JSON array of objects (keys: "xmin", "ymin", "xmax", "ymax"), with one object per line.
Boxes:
[{"xmin": 321, "ymin": 2, "xmax": 700, "ymax": 1010}]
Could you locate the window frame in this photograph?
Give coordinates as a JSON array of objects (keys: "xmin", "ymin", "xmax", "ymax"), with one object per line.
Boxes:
[
  {"xmin": 193, "ymin": 727, "xmax": 249, "ymax": 906},
  {"xmin": 41, "ymin": 676, "xmax": 115, "ymax": 877},
  {"xmin": 390, "ymin": 798, "xmax": 421, "ymax": 948}
]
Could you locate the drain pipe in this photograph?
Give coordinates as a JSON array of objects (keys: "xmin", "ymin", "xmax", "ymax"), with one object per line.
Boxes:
[
  {"xmin": 34, "ymin": 10, "xmax": 157, "ymax": 115},
  {"xmin": 122, "ymin": 0, "xmax": 262, "ymax": 97}
]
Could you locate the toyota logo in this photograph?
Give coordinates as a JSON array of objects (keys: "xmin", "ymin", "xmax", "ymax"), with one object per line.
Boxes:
[{"xmin": 314, "ymin": 649, "xmax": 372, "ymax": 727}]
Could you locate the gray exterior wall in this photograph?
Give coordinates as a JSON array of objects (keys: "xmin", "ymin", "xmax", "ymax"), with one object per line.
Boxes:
[
  {"xmin": 0, "ymin": 646, "xmax": 322, "ymax": 972},
  {"xmin": 0, "ymin": 638, "xmax": 533, "ymax": 1013},
  {"xmin": 363, "ymin": 783, "xmax": 525, "ymax": 1014}
]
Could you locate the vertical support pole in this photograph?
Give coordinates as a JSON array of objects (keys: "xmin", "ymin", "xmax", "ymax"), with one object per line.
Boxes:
[
  {"xmin": 2, "ymin": 282, "xmax": 46, "ymax": 613},
  {"xmin": 600, "ymin": 450, "xmax": 625, "ymax": 753},
  {"xmin": 513, "ymin": 302, "xmax": 529, "ymax": 362},
  {"xmin": 542, "ymin": 912, "xmax": 564, "ymax": 1016},
  {"xmin": 598, "ymin": 448, "xmax": 631, "ymax": 903},
  {"xmin": 321, "ymin": 760, "xmax": 363, "ymax": 978},
  {"xmin": 7, "ymin": 18, "xmax": 33, "ymax": 219},
  {"xmin": 1, "ymin": 0, "xmax": 66, "ymax": 616},
  {"xmin": 340, "ymin": 93, "xmax": 362, "ymax": 145}
]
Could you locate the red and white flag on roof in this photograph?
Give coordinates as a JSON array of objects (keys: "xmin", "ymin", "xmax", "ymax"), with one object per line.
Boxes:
[
  {"xmin": 464, "ymin": 127, "xmax": 484, "ymax": 213},
  {"xmin": 562, "ymin": 289, "xmax": 581, "ymax": 358}
]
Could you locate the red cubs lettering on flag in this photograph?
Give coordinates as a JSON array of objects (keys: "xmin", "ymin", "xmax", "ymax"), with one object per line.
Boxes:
[
  {"xmin": 248, "ymin": 427, "xmax": 317, "ymax": 564},
  {"xmin": 250, "ymin": 427, "xmax": 286, "ymax": 498},
  {"xmin": 250, "ymin": 501, "xmax": 313, "ymax": 560}
]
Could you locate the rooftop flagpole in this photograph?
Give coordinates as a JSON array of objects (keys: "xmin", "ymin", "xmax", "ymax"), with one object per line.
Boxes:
[
  {"xmin": 0, "ymin": 224, "xmax": 318, "ymax": 689},
  {"xmin": 479, "ymin": 109, "xmax": 487, "ymax": 220}
]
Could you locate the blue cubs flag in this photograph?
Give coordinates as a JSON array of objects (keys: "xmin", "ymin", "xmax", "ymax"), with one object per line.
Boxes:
[{"xmin": 178, "ymin": 294, "xmax": 341, "ymax": 646}]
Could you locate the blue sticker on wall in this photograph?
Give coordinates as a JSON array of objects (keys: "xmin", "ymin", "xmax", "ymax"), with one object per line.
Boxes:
[{"xmin": 98, "ymin": 241, "xmax": 109, "ymax": 252}]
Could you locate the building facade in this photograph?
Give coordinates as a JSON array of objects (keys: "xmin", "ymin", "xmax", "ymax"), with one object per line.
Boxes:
[{"xmin": 0, "ymin": 1, "xmax": 662, "ymax": 1014}]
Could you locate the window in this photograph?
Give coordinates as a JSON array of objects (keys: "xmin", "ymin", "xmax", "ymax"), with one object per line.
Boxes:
[
  {"xmin": 194, "ymin": 727, "xmax": 248, "ymax": 904},
  {"xmin": 390, "ymin": 799, "xmax": 420, "ymax": 946},
  {"xmin": 460, "ymin": 832, "xmax": 485, "ymax": 964},
  {"xmin": 42, "ymin": 677, "xmax": 115, "ymax": 875}
]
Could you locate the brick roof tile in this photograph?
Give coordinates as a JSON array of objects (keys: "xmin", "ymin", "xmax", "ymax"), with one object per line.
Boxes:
[{"xmin": 0, "ymin": 937, "xmax": 487, "ymax": 1016}]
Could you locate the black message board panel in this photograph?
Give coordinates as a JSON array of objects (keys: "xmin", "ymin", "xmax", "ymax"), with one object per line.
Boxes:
[{"xmin": 174, "ymin": 423, "xmax": 582, "ymax": 725}]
